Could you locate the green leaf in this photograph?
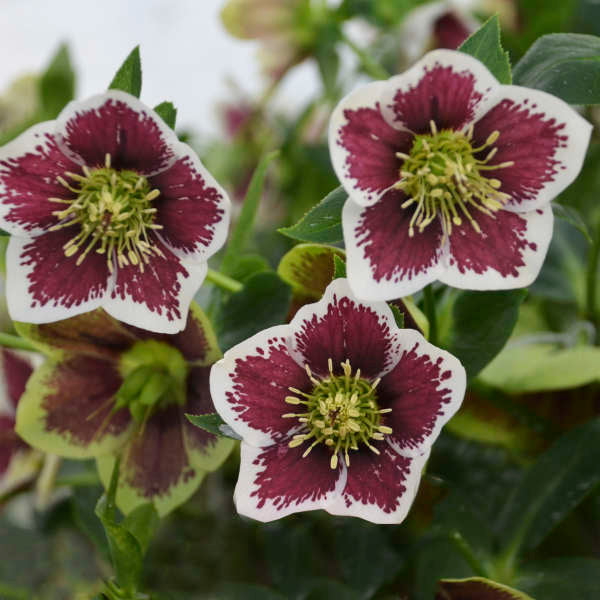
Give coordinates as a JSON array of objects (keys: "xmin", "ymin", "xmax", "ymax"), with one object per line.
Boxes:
[
  {"xmin": 216, "ymin": 583, "xmax": 287, "ymax": 600},
  {"xmin": 305, "ymin": 580, "xmax": 360, "ymax": 600},
  {"xmin": 334, "ymin": 520, "xmax": 402, "ymax": 599},
  {"xmin": 513, "ymin": 33, "xmax": 600, "ymax": 104},
  {"xmin": 121, "ymin": 503, "xmax": 159, "ymax": 555},
  {"xmin": 220, "ymin": 150, "xmax": 280, "ymax": 276},
  {"xmin": 458, "ymin": 16, "xmax": 512, "ymax": 84},
  {"xmin": 552, "ymin": 203, "xmax": 592, "ymax": 243},
  {"xmin": 389, "ymin": 303, "xmax": 404, "ymax": 328},
  {"xmin": 479, "ymin": 343, "xmax": 600, "ymax": 393},
  {"xmin": 95, "ymin": 459, "xmax": 144, "ymax": 594},
  {"xmin": 315, "ymin": 24, "xmax": 341, "ymax": 98},
  {"xmin": 516, "ymin": 558, "xmax": 600, "ymax": 599},
  {"xmin": 39, "ymin": 43, "xmax": 75, "ymax": 118},
  {"xmin": 279, "ymin": 186, "xmax": 346, "ymax": 244},
  {"xmin": 153, "ymin": 101, "xmax": 177, "ymax": 129},
  {"xmin": 495, "ymin": 418, "xmax": 600, "ymax": 557},
  {"xmin": 70, "ymin": 485, "xmax": 111, "ymax": 561},
  {"xmin": 185, "ymin": 413, "xmax": 242, "ymax": 440},
  {"xmin": 216, "ymin": 271, "xmax": 292, "ymax": 351},
  {"xmin": 436, "ymin": 577, "xmax": 534, "ymax": 600},
  {"xmin": 108, "ymin": 46, "xmax": 142, "ymax": 97},
  {"xmin": 226, "ymin": 254, "xmax": 271, "ymax": 284},
  {"xmin": 444, "ymin": 290, "xmax": 526, "ymax": 378},
  {"xmin": 277, "ymin": 243, "xmax": 344, "ymax": 299},
  {"xmin": 333, "ymin": 254, "xmax": 346, "ymax": 279}
]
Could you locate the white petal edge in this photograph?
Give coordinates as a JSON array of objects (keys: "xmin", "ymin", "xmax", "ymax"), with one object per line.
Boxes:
[
  {"xmin": 328, "ymin": 80, "xmax": 395, "ymax": 207},
  {"xmin": 5, "ymin": 234, "xmax": 110, "ymax": 324},
  {"xmin": 288, "ymin": 277, "xmax": 403, "ymax": 377},
  {"xmin": 54, "ymin": 89, "xmax": 181, "ymax": 176},
  {"xmin": 385, "ymin": 327, "xmax": 466, "ymax": 458},
  {"xmin": 102, "ymin": 256, "xmax": 207, "ymax": 334},
  {"xmin": 209, "ymin": 324, "xmax": 295, "ymax": 448},
  {"xmin": 326, "ymin": 447, "xmax": 430, "ymax": 524},
  {"xmin": 0, "ymin": 120, "xmax": 59, "ymax": 236},
  {"xmin": 483, "ymin": 85, "xmax": 593, "ymax": 213},
  {"xmin": 233, "ymin": 440, "xmax": 348, "ymax": 522},
  {"xmin": 155, "ymin": 139, "xmax": 232, "ymax": 263},
  {"xmin": 343, "ymin": 196, "xmax": 447, "ymax": 300},
  {"xmin": 380, "ymin": 48, "xmax": 501, "ymax": 132},
  {"xmin": 439, "ymin": 205, "xmax": 554, "ymax": 290}
]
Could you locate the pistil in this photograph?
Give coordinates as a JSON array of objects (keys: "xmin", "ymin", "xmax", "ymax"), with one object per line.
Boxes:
[
  {"xmin": 282, "ymin": 359, "xmax": 392, "ymax": 469},
  {"xmin": 48, "ymin": 154, "xmax": 164, "ymax": 273},
  {"xmin": 395, "ymin": 121, "xmax": 514, "ymax": 241}
]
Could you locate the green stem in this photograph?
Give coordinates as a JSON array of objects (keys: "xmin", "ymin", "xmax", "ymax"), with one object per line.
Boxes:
[
  {"xmin": 423, "ymin": 285, "xmax": 438, "ymax": 346},
  {"xmin": 0, "ymin": 332, "xmax": 38, "ymax": 352},
  {"xmin": 586, "ymin": 226, "xmax": 600, "ymax": 331},
  {"xmin": 449, "ymin": 531, "xmax": 490, "ymax": 578},
  {"xmin": 35, "ymin": 454, "xmax": 62, "ymax": 511},
  {"xmin": 339, "ymin": 30, "xmax": 390, "ymax": 80},
  {"xmin": 205, "ymin": 268, "xmax": 243, "ymax": 293}
]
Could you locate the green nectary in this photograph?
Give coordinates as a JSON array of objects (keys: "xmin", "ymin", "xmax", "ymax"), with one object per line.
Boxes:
[
  {"xmin": 49, "ymin": 153, "xmax": 163, "ymax": 273},
  {"xmin": 283, "ymin": 359, "xmax": 392, "ymax": 469},
  {"xmin": 395, "ymin": 121, "xmax": 514, "ymax": 240},
  {"xmin": 117, "ymin": 339, "xmax": 189, "ymax": 423}
]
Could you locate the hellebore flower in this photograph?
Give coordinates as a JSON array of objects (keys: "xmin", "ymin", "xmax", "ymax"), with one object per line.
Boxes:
[
  {"xmin": 0, "ymin": 90, "xmax": 230, "ymax": 333},
  {"xmin": 210, "ymin": 278, "xmax": 465, "ymax": 523},
  {"xmin": 329, "ymin": 50, "xmax": 592, "ymax": 300},
  {"xmin": 14, "ymin": 306, "xmax": 233, "ymax": 516},
  {"xmin": 0, "ymin": 349, "xmax": 42, "ymax": 498}
]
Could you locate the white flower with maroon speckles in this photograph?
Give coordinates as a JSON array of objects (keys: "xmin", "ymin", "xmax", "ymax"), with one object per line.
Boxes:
[
  {"xmin": 0, "ymin": 90, "xmax": 230, "ymax": 333},
  {"xmin": 210, "ymin": 278, "xmax": 466, "ymax": 524},
  {"xmin": 329, "ymin": 49, "xmax": 592, "ymax": 300}
]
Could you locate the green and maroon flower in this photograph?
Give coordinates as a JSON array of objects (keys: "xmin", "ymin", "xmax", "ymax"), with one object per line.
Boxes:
[
  {"xmin": 0, "ymin": 90, "xmax": 230, "ymax": 333},
  {"xmin": 210, "ymin": 278, "xmax": 466, "ymax": 523},
  {"xmin": 0, "ymin": 349, "xmax": 42, "ymax": 498},
  {"xmin": 14, "ymin": 306, "xmax": 234, "ymax": 516}
]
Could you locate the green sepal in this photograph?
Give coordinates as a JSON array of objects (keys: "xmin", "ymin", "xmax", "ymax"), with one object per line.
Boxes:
[
  {"xmin": 15, "ymin": 358, "xmax": 133, "ymax": 459},
  {"xmin": 436, "ymin": 577, "xmax": 533, "ymax": 599},
  {"xmin": 185, "ymin": 413, "xmax": 242, "ymax": 440},
  {"xmin": 108, "ymin": 46, "xmax": 142, "ymax": 97},
  {"xmin": 458, "ymin": 16, "xmax": 512, "ymax": 85}
]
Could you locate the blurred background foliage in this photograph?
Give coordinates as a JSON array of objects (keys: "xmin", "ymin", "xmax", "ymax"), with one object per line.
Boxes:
[{"xmin": 2, "ymin": 0, "xmax": 600, "ymax": 598}]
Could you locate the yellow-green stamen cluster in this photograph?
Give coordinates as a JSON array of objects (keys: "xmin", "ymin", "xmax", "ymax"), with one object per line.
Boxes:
[
  {"xmin": 395, "ymin": 121, "xmax": 514, "ymax": 240},
  {"xmin": 283, "ymin": 359, "xmax": 392, "ymax": 469},
  {"xmin": 49, "ymin": 154, "xmax": 163, "ymax": 273}
]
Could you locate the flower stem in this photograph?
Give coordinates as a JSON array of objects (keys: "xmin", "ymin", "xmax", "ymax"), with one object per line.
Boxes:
[
  {"xmin": 339, "ymin": 30, "xmax": 390, "ymax": 80},
  {"xmin": 0, "ymin": 332, "xmax": 38, "ymax": 353},
  {"xmin": 206, "ymin": 268, "xmax": 243, "ymax": 293},
  {"xmin": 449, "ymin": 530, "xmax": 490, "ymax": 578},
  {"xmin": 586, "ymin": 225, "xmax": 600, "ymax": 332},
  {"xmin": 423, "ymin": 285, "xmax": 438, "ymax": 346},
  {"xmin": 35, "ymin": 454, "xmax": 62, "ymax": 511}
]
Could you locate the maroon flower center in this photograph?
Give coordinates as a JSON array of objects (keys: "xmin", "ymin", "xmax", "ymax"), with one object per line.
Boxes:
[
  {"xmin": 48, "ymin": 153, "xmax": 164, "ymax": 273},
  {"xmin": 395, "ymin": 121, "xmax": 514, "ymax": 240},
  {"xmin": 283, "ymin": 359, "xmax": 392, "ymax": 469}
]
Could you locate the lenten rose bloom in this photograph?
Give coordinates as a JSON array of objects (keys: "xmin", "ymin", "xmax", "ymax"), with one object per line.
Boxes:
[
  {"xmin": 14, "ymin": 305, "xmax": 233, "ymax": 516},
  {"xmin": 0, "ymin": 90, "xmax": 230, "ymax": 333},
  {"xmin": 0, "ymin": 349, "xmax": 42, "ymax": 498},
  {"xmin": 329, "ymin": 50, "xmax": 592, "ymax": 300},
  {"xmin": 210, "ymin": 278, "xmax": 466, "ymax": 523}
]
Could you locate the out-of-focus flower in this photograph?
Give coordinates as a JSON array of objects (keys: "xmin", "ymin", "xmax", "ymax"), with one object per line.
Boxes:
[
  {"xmin": 398, "ymin": 0, "xmax": 518, "ymax": 67},
  {"xmin": 0, "ymin": 349, "xmax": 42, "ymax": 499},
  {"xmin": 210, "ymin": 278, "xmax": 465, "ymax": 523},
  {"xmin": 0, "ymin": 75, "xmax": 39, "ymax": 137},
  {"xmin": 329, "ymin": 50, "xmax": 592, "ymax": 300},
  {"xmin": 15, "ymin": 307, "xmax": 233, "ymax": 516},
  {"xmin": 221, "ymin": 0, "xmax": 327, "ymax": 81},
  {"xmin": 0, "ymin": 90, "xmax": 230, "ymax": 333}
]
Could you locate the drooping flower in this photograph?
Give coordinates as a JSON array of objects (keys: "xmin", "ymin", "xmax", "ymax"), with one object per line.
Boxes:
[
  {"xmin": 329, "ymin": 50, "xmax": 592, "ymax": 300},
  {"xmin": 0, "ymin": 90, "xmax": 230, "ymax": 333},
  {"xmin": 0, "ymin": 349, "xmax": 42, "ymax": 499},
  {"xmin": 15, "ymin": 305, "xmax": 234, "ymax": 516},
  {"xmin": 210, "ymin": 278, "xmax": 465, "ymax": 523}
]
